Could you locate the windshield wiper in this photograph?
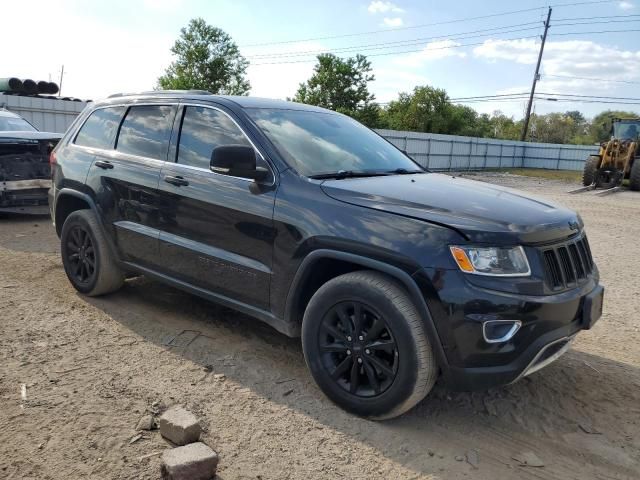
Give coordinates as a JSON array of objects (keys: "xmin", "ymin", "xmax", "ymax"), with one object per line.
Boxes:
[
  {"xmin": 308, "ymin": 170, "xmax": 391, "ymax": 180},
  {"xmin": 386, "ymin": 168, "xmax": 427, "ymax": 175}
]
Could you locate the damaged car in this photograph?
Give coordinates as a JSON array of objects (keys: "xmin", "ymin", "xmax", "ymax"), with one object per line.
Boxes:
[{"xmin": 0, "ymin": 109, "xmax": 61, "ymax": 214}]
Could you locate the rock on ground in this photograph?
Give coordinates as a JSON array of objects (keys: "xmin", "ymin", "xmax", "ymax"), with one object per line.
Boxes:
[
  {"xmin": 161, "ymin": 442, "xmax": 219, "ymax": 480},
  {"xmin": 159, "ymin": 406, "xmax": 202, "ymax": 446}
]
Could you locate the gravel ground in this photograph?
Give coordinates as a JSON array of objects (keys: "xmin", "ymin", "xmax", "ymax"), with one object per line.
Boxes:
[{"xmin": 1, "ymin": 173, "xmax": 639, "ymax": 480}]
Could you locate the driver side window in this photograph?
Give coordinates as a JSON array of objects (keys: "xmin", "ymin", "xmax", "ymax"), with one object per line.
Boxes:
[{"xmin": 176, "ymin": 106, "xmax": 252, "ymax": 170}]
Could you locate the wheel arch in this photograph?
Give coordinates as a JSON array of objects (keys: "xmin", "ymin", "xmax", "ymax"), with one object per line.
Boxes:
[
  {"xmin": 54, "ymin": 189, "xmax": 97, "ymax": 237},
  {"xmin": 284, "ymin": 249, "xmax": 449, "ymax": 372}
]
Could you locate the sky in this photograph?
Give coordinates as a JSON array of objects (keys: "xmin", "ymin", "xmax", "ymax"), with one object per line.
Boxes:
[{"xmin": 2, "ymin": 0, "xmax": 639, "ymax": 119}]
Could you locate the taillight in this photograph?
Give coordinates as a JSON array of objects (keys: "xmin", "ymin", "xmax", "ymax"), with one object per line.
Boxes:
[{"xmin": 49, "ymin": 150, "xmax": 57, "ymax": 166}]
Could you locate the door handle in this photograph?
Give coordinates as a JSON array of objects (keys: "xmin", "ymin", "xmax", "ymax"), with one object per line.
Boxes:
[
  {"xmin": 94, "ymin": 160, "xmax": 114, "ymax": 169},
  {"xmin": 164, "ymin": 175, "xmax": 189, "ymax": 187}
]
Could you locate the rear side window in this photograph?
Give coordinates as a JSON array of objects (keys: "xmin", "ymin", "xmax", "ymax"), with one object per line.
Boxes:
[
  {"xmin": 116, "ymin": 105, "xmax": 175, "ymax": 160},
  {"xmin": 177, "ymin": 106, "xmax": 251, "ymax": 169},
  {"xmin": 74, "ymin": 107, "xmax": 125, "ymax": 149}
]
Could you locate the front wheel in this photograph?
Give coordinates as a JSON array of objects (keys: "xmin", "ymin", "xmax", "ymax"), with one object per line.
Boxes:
[
  {"xmin": 60, "ymin": 209, "xmax": 124, "ymax": 296},
  {"xmin": 301, "ymin": 271, "xmax": 438, "ymax": 420}
]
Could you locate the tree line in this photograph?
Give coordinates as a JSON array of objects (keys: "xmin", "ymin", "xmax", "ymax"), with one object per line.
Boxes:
[{"xmin": 158, "ymin": 18, "xmax": 638, "ymax": 146}]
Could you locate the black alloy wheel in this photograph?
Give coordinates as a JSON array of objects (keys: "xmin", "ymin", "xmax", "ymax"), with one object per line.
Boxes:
[
  {"xmin": 64, "ymin": 225, "xmax": 97, "ymax": 286},
  {"xmin": 319, "ymin": 301, "xmax": 399, "ymax": 397}
]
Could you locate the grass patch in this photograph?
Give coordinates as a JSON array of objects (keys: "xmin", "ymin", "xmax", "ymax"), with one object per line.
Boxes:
[{"xmin": 494, "ymin": 168, "xmax": 582, "ymax": 182}]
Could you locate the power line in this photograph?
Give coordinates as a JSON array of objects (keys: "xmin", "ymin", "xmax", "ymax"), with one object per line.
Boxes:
[
  {"xmin": 551, "ymin": 28, "xmax": 640, "ymax": 35},
  {"xmin": 240, "ymin": 6, "xmax": 546, "ymax": 48},
  {"xmin": 549, "ymin": 0, "xmax": 618, "ymax": 7},
  {"xmin": 554, "ymin": 14, "xmax": 640, "ymax": 21},
  {"xmin": 240, "ymin": 0, "xmax": 618, "ymax": 48},
  {"xmin": 538, "ymin": 92, "xmax": 640, "ymax": 101},
  {"xmin": 543, "ymin": 74, "xmax": 640, "ymax": 85},
  {"xmin": 247, "ymin": 24, "xmax": 543, "ymax": 60},
  {"xmin": 553, "ymin": 18, "xmax": 640, "ymax": 27},
  {"xmin": 451, "ymin": 92, "xmax": 640, "ymax": 101},
  {"xmin": 250, "ymin": 35, "xmax": 539, "ymax": 65}
]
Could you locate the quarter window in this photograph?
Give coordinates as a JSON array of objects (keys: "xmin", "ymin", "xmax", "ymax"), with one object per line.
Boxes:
[
  {"xmin": 177, "ymin": 106, "xmax": 251, "ymax": 169},
  {"xmin": 116, "ymin": 105, "xmax": 175, "ymax": 160},
  {"xmin": 74, "ymin": 107, "xmax": 125, "ymax": 149}
]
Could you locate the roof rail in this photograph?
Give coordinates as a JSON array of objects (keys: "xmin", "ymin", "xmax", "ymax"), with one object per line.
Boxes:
[{"xmin": 108, "ymin": 89, "xmax": 212, "ymax": 98}]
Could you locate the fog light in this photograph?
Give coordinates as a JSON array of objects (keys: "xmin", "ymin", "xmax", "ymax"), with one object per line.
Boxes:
[{"xmin": 482, "ymin": 320, "xmax": 522, "ymax": 344}]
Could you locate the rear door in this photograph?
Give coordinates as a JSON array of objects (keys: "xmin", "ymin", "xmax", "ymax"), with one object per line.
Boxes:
[
  {"xmin": 83, "ymin": 103, "xmax": 177, "ymax": 269},
  {"xmin": 155, "ymin": 103, "xmax": 277, "ymax": 310}
]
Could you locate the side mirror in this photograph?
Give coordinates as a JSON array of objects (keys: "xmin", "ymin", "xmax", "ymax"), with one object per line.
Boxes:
[{"xmin": 210, "ymin": 145, "xmax": 269, "ymax": 182}]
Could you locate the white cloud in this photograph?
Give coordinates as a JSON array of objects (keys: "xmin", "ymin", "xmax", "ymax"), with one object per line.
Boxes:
[
  {"xmin": 471, "ymin": 38, "xmax": 640, "ymax": 116},
  {"xmin": 473, "ymin": 38, "xmax": 640, "ymax": 86},
  {"xmin": 619, "ymin": 1, "xmax": 634, "ymax": 10},
  {"xmin": 368, "ymin": 1, "xmax": 404, "ymax": 14},
  {"xmin": 393, "ymin": 40, "xmax": 467, "ymax": 67},
  {"xmin": 383, "ymin": 17, "xmax": 403, "ymax": 27}
]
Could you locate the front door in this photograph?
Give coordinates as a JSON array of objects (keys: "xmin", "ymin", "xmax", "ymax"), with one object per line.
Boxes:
[{"xmin": 155, "ymin": 104, "xmax": 277, "ymax": 310}]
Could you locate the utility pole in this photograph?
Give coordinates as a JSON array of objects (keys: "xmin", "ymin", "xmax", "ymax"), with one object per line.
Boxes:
[
  {"xmin": 520, "ymin": 7, "xmax": 552, "ymax": 141},
  {"xmin": 58, "ymin": 65, "xmax": 65, "ymax": 97}
]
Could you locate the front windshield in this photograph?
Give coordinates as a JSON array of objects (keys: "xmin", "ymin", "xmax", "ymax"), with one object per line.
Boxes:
[
  {"xmin": 0, "ymin": 114, "xmax": 37, "ymax": 132},
  {"xmin": 247, "ymin": 108, "xmax": 422, "ymax": 177},
  {"xmin": 614, "ymin": 121, "xmax": 640, "ymax": 140}
]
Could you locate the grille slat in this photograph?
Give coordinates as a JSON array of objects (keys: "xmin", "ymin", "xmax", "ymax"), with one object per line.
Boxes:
[
  {"xmin": 576, "ymin": 240, "xmax": 591, "ymax": 274},
  {"xmin": 544, "ymin": 250, "xmax": 563, "ymax": 288},
  {"xmin": 541, "ymin": 235, "xmax": 594, "ymax": 291},
  {"xmin": 558, "ymin": 247, "xmax": 575, "ymax": 284},
  {"xmin": 569, "ymin": 243, "xmax": 585, "ymax": 278}
]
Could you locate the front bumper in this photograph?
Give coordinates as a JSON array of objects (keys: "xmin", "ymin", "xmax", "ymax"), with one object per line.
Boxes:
[
  {"xmin": 444, "ymin": 324, "xmax": 583, "ymax": 391},
  {"xmin": 414, "ymin": 268, "xmax": 603, "ymax": 391}
]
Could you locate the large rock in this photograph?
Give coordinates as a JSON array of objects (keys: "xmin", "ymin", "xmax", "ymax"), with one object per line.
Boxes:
[
  {"xmin": 159, "ymin": 406, "xmax": 201, "ymax": 446},
  {"xmin": 161, "ymin": 442, "xmax": 218, "ymax": 480}
]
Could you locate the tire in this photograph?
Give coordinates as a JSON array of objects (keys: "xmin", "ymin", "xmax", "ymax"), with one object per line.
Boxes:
[
  {"xmin": 630, "ymin": 159, "xmax": 640, "ymax": 191},
  {"xmin": 582, "ymin": 155, "xmax": 600, "ymax": 186},
  {"xmin": 60, "ymin": 209, "xmax": 124, "ymax": 296},
  {"xmin": 301, "ymin": 271, "xmax": 438, "ymax": 420}
]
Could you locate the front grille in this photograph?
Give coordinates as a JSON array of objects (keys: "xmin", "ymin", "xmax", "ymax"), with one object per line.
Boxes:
[{"xmin": 541, "ymin": 235, "xmax": 594, "ymax": 290}]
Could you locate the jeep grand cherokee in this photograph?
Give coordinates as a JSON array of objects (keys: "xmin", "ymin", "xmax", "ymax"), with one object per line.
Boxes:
[{"xmin": 49, "ymin": 91, "xmax": 604, "ymax": 419}]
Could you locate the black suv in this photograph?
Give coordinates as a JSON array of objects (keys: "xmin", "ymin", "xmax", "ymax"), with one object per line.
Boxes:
[{"xmin": 49, "ymin": 92, "xmax": 604, "ymax": 419}]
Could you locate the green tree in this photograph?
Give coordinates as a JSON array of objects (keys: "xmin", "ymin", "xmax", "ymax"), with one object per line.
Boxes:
[
  {"xmin": 158, "ymin": 18, "xmax": 250, "ymax": 95},
  {"xmin": 529, "ymin": 112, "xmax": 580, "ymax": 144},
  {"xmin": 382, "ymin": 86, "xmax": 454, "ymax": 133},
  {"xmin": 588, "ymin": 110, "xmax": 639, "ymax": 143},
  {"xmin": 292, "ymin": 54, "xmax": 380, "ymax": 126}
]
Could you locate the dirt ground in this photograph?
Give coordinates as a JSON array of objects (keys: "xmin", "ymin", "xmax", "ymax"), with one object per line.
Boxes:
[{"xmin": 1, "ymin": 173, "xmax": 639, "ymax": 480}]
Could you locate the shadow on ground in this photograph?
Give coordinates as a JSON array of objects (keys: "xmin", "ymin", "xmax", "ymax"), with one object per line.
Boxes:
[{"xmin": 85, "ymin": 276, "xmax": 640, "ymax": 480}]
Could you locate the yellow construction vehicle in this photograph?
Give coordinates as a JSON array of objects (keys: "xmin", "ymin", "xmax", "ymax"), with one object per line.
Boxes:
[{"xmin": 572, "ymin": 118, "xmax": 640, "ymax": 195}]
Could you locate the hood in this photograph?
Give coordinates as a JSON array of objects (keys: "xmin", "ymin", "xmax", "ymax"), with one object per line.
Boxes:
[{"xmin": 320, "ymin": 173, "xmax": 582, "ymax": 244}]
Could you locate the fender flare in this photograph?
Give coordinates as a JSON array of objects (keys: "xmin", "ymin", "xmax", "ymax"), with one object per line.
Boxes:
[
  {"xmin": 284, "ymin": 249, "xmax": 450, "ymax": 372},
  {"xmin": 54, "ymin": 188, "xmax": 121, "ymax": 261}
]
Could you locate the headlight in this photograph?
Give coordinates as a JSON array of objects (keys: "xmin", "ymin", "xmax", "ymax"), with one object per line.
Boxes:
[{"xmin": 449, "ymin": 245, "xmax": 530, "ymax": 277}]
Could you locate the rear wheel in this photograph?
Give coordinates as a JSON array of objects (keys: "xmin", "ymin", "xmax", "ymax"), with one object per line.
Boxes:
[
  {"xmin": 301, "ymin": 271, "xmax": 437, "ymax": 420},
  {"xmin": 582, "ymin": 155, "xmax": 600, "ymax": 186},
  {"xmin": 630, "ymin": 159, "xmax": 640, "ymax": 191},
  {"xmin": 60, "ymin": 209, "xmax": 124, "ymax": 296}
]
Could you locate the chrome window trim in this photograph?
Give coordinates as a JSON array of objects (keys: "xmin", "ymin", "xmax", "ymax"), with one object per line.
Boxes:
[
  {"xmin": 70, "ymin": 101, "xmax": 276, "ymax": 186},
  {"xmin": 68, "ymin": 143, "xmax": 167, "ymax": 170},
  {"xmin": 178, "ymin": 102, "xmax": 276, "ymax": 186}
]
